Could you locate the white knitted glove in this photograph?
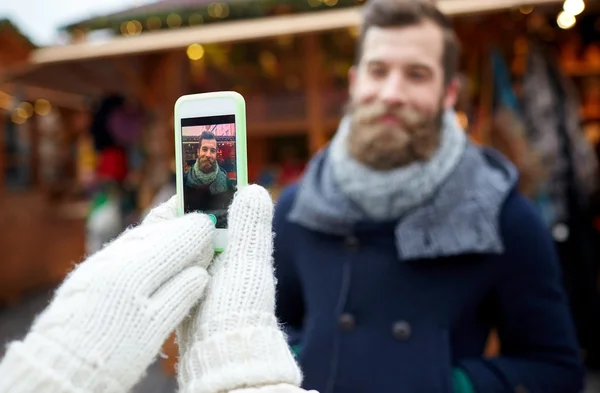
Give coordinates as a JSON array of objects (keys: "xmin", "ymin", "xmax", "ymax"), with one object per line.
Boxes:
[
  {"xmin": 177, "ymin": 185, "xmax": 304, "ymax": 393},
  {"xmin": 0, "ymin": 196, "xmax": 215, "ymax": 393}
]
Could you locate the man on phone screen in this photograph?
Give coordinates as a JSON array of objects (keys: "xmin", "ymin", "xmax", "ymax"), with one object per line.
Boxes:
[
  {"xmin": 272, "ymin": 0, "xmax": 584, "ymax": 393},
  {"xmin": 183, "ymin": 131, "xmax": 236, "ymax": 227}
]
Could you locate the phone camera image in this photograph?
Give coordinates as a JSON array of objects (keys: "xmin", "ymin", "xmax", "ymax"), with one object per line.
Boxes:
[{"xmin": 181, "ymin": 115, "xmax": 237, "ymax": 228}]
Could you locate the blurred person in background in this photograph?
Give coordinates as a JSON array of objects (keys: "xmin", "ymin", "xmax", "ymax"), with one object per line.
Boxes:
[{"xmin": 272, "ymin": 1, "xmax": 584, "ymax": 393}]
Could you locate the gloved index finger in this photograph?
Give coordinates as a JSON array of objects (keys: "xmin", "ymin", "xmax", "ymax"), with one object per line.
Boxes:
[{"xmin": 131, "ymin": 212, "xmax": 216, "ymax": 296}]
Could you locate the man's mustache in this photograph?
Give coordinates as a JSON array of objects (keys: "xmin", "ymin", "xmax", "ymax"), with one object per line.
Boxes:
[{"xmin": 347, "ymin": 101, "xmax": 428, "ymax": 129}]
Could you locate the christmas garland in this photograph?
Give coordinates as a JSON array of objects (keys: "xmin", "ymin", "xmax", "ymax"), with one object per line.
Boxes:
[{"xmin": 63, "ymin": 0, "xmax": 364, "ymax": 36}]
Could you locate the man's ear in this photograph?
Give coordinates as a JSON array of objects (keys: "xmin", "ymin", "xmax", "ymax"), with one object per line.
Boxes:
[{"xmin": 443, "ymin": 77, "xmax": 461, "ymax": 109}]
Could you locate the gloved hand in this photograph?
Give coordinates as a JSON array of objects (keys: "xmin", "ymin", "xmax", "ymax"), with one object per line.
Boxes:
[
  {"xmin": 176, "ymin": 185, "xmax": 305, "ymax": 393},
  {"xmin": 0, "ymin": 196, "xmax": 215, "ymax": 393}
]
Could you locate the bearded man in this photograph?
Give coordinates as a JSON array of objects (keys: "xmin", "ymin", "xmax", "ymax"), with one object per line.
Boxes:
[
  {"xmin": 183, "ymin": 131, "xmax": 236, "ymax": 228},
  {"xmin": 272, "ymin": 1, "xmax": 584, "ymax": 393}
]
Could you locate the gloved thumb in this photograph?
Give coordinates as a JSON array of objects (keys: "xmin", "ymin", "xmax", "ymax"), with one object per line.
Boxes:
[{"xmin": 211, "ymin": 184, "xmax": 273, "ymax": 274}]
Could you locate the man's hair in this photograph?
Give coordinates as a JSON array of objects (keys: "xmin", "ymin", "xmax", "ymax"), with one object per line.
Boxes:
[
  {"xmin": 355, "ymin": 0, "xmax": 461, "ymax": 84},
  {"xmin": 198, "ymin": 131, "xmax": 216, "ymax": 146}
]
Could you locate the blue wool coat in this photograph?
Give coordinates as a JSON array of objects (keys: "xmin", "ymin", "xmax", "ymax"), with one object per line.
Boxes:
[{"xmin": 272, "ymin": 147, "xmax": 585, "ymax": 393}]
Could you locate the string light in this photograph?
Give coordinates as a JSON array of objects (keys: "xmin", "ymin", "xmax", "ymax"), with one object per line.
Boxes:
[
  {"xmin": 187, "ymin": 44, "xmax": 205, "ymax": 60},
  {"xmin": 19, "ymin": 102, "xmax": 33, "ymax": 118},
  {"xmin": 557, "ymin": 0, "xmax": 585, "ymax": 30},
  {"xmin": 189, "ymin": 13, "xmax": 204, "ymax": 25},
  {"xmin": 128, "ymin": 21, "xmax": 140, "ymax": 35},
  {"xmin": 563, "ymin": 0, "xmax": 585, "ymax": 16},
  {"xmin": 557, "ymin": 10, "xmax": 577, "ymax": 29},
  {"xmin": 208, "ymin": 3, "xmax": 230, "ymax": 18},
  {"xmin": 146, "ymin": 16, "xmax": 162, "ymax": 30},
  {"xmin": 34, "ymin": 99, "xmax": 51, "ymax": 116},
  {"xmin": 120, "ymin": 20, "xmax": 142, "ymax": 35},
  {"xmin": 166, "ymin": 13, "xmax": 182, "ymax": 28},
  {"xmin": 11, "ymin": 111, "xmax": 26, "ymax": 124},
  {"xmin": 519, "ymin": 5, "xmax": 534, "ymax": 14}
]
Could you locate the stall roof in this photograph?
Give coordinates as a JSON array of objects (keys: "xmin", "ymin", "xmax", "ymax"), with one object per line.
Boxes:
[
  {"xmin": 65, "ymin": 0, "xmax": 218, "ymax": 29},
  {"xmin": 60, "ymin": 0, "xmax": 288, "ymax": 34},
  {"xmin": 0, "ymin": 0, "xmax": 564, "ymax": 98},
  {"xmin": 24, "ymin": 0, "xmax": 564, "ymax": 65},
  {"xmin": 0, "ymin": 20, "xmax": 66, "ymax": 110},
  {"xmin": 0, "ymin": 19, "xmax": 36, "ymax": 50},
  {"xmin": 33, "ymin": 6, "xmax": 359, "ymax": 64}
]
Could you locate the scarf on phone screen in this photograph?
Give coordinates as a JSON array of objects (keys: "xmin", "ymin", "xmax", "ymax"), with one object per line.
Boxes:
[{"xmin": 186, "ymin": 161, "xmax": 230, "ymax": 195}]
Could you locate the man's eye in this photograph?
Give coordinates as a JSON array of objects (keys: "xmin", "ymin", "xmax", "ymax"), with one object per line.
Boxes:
[
  {"xmin": 369, "ymin": 67, "xmax": 387, "ymax": 78},
  {"xmin": 408, "ymin": 70, "xmax": 429, "ymax": 81}
]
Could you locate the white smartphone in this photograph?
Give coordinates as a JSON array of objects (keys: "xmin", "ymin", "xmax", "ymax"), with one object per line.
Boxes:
[{"xmin": 174, "ymin": 91, "xmax": 248, "ymax": 252}]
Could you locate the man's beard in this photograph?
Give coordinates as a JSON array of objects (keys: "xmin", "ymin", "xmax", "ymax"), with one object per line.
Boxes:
[
  {"xmin": 345, "ymin": 100, "xmax": 443, "ymax": 170},
  {"xmin": 198, "ymin": 157, "xmax": 216, "ymax": 173}
]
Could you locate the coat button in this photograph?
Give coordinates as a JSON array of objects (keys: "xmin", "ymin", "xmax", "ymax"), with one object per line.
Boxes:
[
  {"xmin": 392, "ymin": 321, "xmax": 411, "ymax": 340},
  {"xmin": 339, "ymin": 313, "xmax": 356, "ymax": 330},
  {"xmin": 344, "ymin": 235, "xmax": 360, "ymax": 251}
]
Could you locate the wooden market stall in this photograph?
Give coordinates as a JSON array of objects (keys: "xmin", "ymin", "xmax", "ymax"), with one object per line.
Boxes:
[
  {"xmin": 0, "ymin": 20, "xmax": 90, "ymax": 306},
  {"xmin": 1, "ymin": 0, "xmax": 576, "ymax": 207},
  {"xmin": 1, "ymin": 20, "xmax": 91, "ymax": 194},
  {"xmin": 0, "ymin": 19, "xmax": 38, "ymax": 194}
]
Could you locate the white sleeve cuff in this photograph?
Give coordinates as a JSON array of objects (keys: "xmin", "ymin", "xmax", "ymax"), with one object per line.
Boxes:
[
  {"xmin": 0, "ymin": 333, "xmax": 125, "ymax": 393},
  {"xmin": 179, "ymin": 317, "xmax": 302, "ymax": 393}
]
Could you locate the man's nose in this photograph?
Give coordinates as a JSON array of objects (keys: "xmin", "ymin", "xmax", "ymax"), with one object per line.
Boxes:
[{"xmin": 379, "ymin": 73, "xmax": 408, "ymax": 106}]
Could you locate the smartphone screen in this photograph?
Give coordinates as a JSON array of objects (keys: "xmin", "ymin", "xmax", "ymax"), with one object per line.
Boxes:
[{"xmin": 181, "ymin": 114, "xmax": 237, "ymax": 228}]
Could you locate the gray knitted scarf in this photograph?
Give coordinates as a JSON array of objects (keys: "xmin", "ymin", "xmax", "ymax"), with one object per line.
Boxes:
[
  {"xmin": 288, "ymin": 110, "xmax": 519, "ymax": 261},
  {"xmin": 186, "ymin": 162, "xmax": 229, "ymax": 194},
  {"xmin": 329, "ymin": 110, "xmax": 467, "ymax": 221}
]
